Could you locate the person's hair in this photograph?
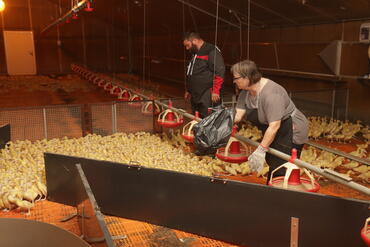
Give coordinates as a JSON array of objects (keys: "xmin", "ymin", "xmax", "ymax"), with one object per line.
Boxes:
[
  {"xmin": 230, "ymin": 60, "xmax": 262, "ymax": 85},
  {"xmin": 183, "ymin": 31, "xmax": 202, "ymax": 41}
]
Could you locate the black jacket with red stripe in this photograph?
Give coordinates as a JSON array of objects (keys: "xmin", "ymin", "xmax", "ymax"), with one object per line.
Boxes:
[{"xmin": 186, "ymin": 42, "xmax": 225, "ymax": 102}]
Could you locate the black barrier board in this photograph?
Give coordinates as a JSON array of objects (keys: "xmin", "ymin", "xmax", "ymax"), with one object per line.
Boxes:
[
  {"xmin": 0, "ymin": 124, "xmax": 10, "ymax": 149},
  {"xmin": 45, "ymin": 153, "xmax": 369, "ymax": 247},
  {"xmin": 45, "ymin": 154, "xmax": 115, "ymax": 246},
  {"xmin": 45, "ymin": 153, "xmax": 83, "ymax": 206},
  {"xmin": 75, "ymin": 164, "xmax": 116, "ymax": 246}
]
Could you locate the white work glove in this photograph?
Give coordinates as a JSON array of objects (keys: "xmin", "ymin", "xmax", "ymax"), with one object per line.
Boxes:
[{"xmin": 248, "ymin": 145, "xmax": 268, "ymax": 172}]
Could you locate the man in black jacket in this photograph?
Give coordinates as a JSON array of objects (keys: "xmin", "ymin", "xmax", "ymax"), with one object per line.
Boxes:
[{"xmin": 183, "ymin": 32, "xmax": 225, "ymax": 118}]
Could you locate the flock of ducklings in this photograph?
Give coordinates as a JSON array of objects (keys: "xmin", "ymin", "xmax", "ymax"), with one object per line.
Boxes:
[
  {"xmin": 300, "ymin": 143, "xmax": 369, "ymax": 182},
  {"xmin": 0, "ymin": 117, "xmax": 368, "ymax": 212},
  {"xmin": 308, "ymin": 117, "xmax": 369, "ymax": 142},
  {"xmin": 0, "ymin": 131, "xmax": 256, "ymax": 212}
]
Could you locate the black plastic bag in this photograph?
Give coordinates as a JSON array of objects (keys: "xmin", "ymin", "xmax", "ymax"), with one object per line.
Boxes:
[{"xmin": 193, "ymin": 108, "xmax": 234, "ymax": 155}]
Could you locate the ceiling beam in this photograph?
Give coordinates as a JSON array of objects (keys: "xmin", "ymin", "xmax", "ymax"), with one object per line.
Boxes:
[
  {"xmin": 205, "ymin": 0, "xmax": 264, "ymax": 27},
  {"xmin": 250, "ymin": 0, "xmax": 299, "ymax": 25},
  {"xmin": 295, "ymin": 0, "xmax": 338, "ymax": 22},
  {"xmin": 41, "ymin": 0, "xmax": 89, "ymax": 34},
  {"xmin": 177, "ymin": 0, "xmax": 241, "ymax": 29}
]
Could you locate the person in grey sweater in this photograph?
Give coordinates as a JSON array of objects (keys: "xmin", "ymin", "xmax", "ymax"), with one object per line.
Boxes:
[{"xmin": 231, "ymin": 60, "xmax": 308, "ymax": 182}]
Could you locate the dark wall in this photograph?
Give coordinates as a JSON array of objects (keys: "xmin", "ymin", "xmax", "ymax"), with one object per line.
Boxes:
[
  {"xmin": 0, "ymin": 0, "xmax": 368, "ymax": 122},
  {"xmin": 133, "ymin": 19, "xmax": 370, "ymax": 123},
  {"xmin": 0, "ymin": 0, "xmax": 130, "ymax": 75}
]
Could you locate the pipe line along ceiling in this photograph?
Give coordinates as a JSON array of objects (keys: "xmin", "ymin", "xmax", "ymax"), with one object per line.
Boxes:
[
  {"xmin": 113, "ymin": 0, "xmax": 370, "ymax": 33},
  {"xmin": 7, "ymin": 0, "xmax": 370, "ymax": 33},
  {"xmin": 113, "ymin": 0, "xmax": 370, "ymax": 30}
]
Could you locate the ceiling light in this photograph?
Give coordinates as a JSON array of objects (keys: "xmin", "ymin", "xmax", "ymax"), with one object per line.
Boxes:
[{"xmin": 0, "ymin": 0, "xmax": 5, "ymax": 12}]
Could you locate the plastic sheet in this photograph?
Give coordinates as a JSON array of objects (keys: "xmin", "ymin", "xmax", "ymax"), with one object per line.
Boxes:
[{"xmin": 193, "ymin": 108, "xmax": 234, "ymax": 155}]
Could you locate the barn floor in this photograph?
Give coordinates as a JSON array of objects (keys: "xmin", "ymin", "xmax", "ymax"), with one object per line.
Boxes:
[
  {"xmin": 0, "ymin": 74, "xmax": 368, "ymax": 247},
  {"xmin": 0, "ymin": 75, "xmax": 117, "ymax": 107}
]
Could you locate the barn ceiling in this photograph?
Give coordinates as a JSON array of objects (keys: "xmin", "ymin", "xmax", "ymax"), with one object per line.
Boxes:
[{"xmin": 5, "ymin": 0, "xmax": 370, "ymax": 33}]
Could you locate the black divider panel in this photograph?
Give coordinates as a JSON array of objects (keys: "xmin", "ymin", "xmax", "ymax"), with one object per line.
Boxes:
[
  {"xmin": 45, "ymin": 153, "xmax": 369, "ymax": 247},
  {"xmin": 75, "ymin": 164, "xmax": 115, "ymax": 247},
  {"xmin": 45, "ymin": 153, "xmax": 114, "ymax": 246},
  {"xmin": 0, "ymin": 124, "xmax": 10, "ymax": 149},
  {"xmin": 45, "ymin": 153, "xmax": 83, "ymax": 206}
]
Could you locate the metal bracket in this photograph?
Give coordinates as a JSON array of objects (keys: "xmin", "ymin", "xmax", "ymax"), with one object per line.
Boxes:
[
  {"xmin": 60, "ymin": 212, "xmax": 90, "ymax": 222},
  {"xmin": 324, "ymin": 168, "xmax": 353, "ymax": 182},
  {"xmin": 210, "ymin": 177, "xmax": 227, "ymax": 184},
  {"xmin": 128, "ymin": 161, "xmax": 142, "ymax": 170},
  {"xmin": 83, "ymin": 235, "xmax": 126, "ymax": 244},
  {"xmin": 290, "ymin": 217, "xmax": 299, "ymax": 247}
]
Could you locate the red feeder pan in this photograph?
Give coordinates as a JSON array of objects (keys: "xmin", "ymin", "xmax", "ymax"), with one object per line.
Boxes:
[
  {"xmin": 72, "ymin": 13, "xmax": 78, "ymax": 20},
  {"xmin": 104, "ymin": 83, "xmax": 113, "ymax": 91},
  {"xmin": 110, "ymin": 86, "xmax": 122, "ymax": 96},
  {"xmin": 216, "ymin": 125, "xmax": 250, "ymax": 163},
  {"xmin": 118, "ymin": 90, "xmax": 131, "ymax": 101},
  {"xmin": 98, "ymin": 80, "xmax": 106, "ymax": 88},
  {"xmin": 157, "ymin": 101, "xmax": 184, "ymax": 128},
  {"xmin": 88, "ymin": 74, "xmax": 96, "ymax": 82},
  {"xmin": 128, "ymin": 94, "xmax": 143, "ymax": 107},
  {"xmin": 361, "ymin": 217, "xmax": 370, "ymax": 247},
  {"xmin": 93, "ymin": 77, "xmax": 101, "ymax": 84},
  {"xmin": 141, "ymin": 101, "xmax": 161, "ymax": 115},
  {"xmin": 83, "ymin": 72, "xmax": 90, "ymax": 79},
  {"xmin": 181, "ymin": 111, "xmax": 199, "ymax": 142},
  {"xmin": 84, "ymin": 2, "xmax": 93, "ymax": 12},
  {"xmin": 65, "ymin": 19, "xmax": 71, "ymax": 24},
  {"xmin": 269, "ymin": 149, "xmax": 320, "ymax": 192}
]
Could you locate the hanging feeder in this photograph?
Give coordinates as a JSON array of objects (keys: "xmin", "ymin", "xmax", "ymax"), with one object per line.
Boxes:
[
  {"xmin": 84, "ymin": 1, "xmax": 93, "ymax": 12},
  {"xmin": 361, "ymin": 217, "xmax": 370, "ymax": 246},
  {"xmin": 216, "ymin": 125, "xmax": 250, "ymax": 163},
  {"xmin": 157, "ymin": 101, "xmax": 184, "ymax": 128},
  {"xmin": 93, "ymin": 77, "xmax": 101, "ymax": 85},
  {"xmin": 268, "ymin": 149, "xmax": 320, "ymax": 192},
  {"xmin": 117, "ymin": 90, "xmax": 131, "ymax": 101},
  {"xmin": 88, "ymin": 74, "xmax": 96, "ymax": 82},
  {"xmin": 72, "ymin": 13, "xmax": 78, "ymax": 20},
  {"xmin": 84, "ymin": 73, "xmax": 90, "ymax": 80},
  {"xmin": 103, "ymin": 82, "xmax": 113, "ymax": 91},
  {"xmin": 128, "ymin": 94, "xmax": 143, "ymax": 107},
  {"xmin": 65, "ymin": 18, "xmax": 71, "ymax": 24},
  {"xmin": 83, "ymin": 71, "xmax": 90, "ymax": 79},
  {"xmin": 141, "ymin": 101, "xmax": 161, "ymax": 116},
  {"xmin": 181, "ymin": 111, "xmax": 199, "ymax": 142},
  {"xmin": 110, "ymin": 86, "xmax": 122, "ymax": 96},
  {"xmin": 98, "ymin": 79, "xmax": 106, "ymax": 88}
]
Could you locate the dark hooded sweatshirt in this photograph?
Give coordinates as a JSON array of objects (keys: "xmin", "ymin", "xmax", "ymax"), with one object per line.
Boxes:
[{"xmin": 186, "ymin": 42, "xmax": 225, "ymax": 102}]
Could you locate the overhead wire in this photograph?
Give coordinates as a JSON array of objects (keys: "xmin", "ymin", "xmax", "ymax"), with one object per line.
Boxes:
[
  {"xmin": 212, "ymin": 0, "xmax": 220, "ymax": 108},
  {"xmin": 182, "ymin": 1, "xmax": 187, "ymax": 92},
  {"xmin": 188, "ymin": 2, "xmax": 198, "ymax": 33},
  {"xmin": 247, "ymin": 0, "xmax": 251, "ymax": 59},
  {"xmin": 126, "ymin": 0, "xmax": 133, "ymax": 74},
  {"xmin": 143, "ymin": 0, "xmax": 146, "ymax": 87}
]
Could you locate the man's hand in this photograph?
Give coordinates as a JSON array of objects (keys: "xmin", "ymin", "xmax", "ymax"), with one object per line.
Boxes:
[
  {"xmin": 184, "ymin": 92, "xmax": 191, "ymax": 101},
  {"xmin": 211, "ymin": 93, "xmax": 220, "ymax": 103},
  {"xmin": 248, "ymin": 145, "xmax": 268, "ymax": 172}
]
